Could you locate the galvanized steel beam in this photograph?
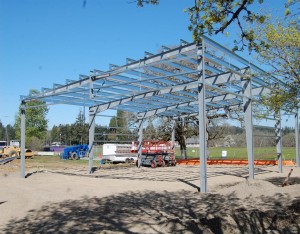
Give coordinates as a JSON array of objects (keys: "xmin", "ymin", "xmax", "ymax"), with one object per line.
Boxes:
[
  {"xmin": 21, "ymin": 104, "xmax": 26, "ymax": 178},
  {"xmin": 88, "ymin": 108, "xmax": 96, "ymax": 173},
  {"xmin": 243, "ymin": 77, "xmax": 254, "ymax": 180},
  {"xmin": 136, "ymin": 93, "xmax": 241, "ymax": 119},
  {"xmin": 137, "ymin": 120, "xmax": 143, "ymax": 168},
  {"xmin": 198, "ymin": 40, "xmax": 207, "ymax": 193}
]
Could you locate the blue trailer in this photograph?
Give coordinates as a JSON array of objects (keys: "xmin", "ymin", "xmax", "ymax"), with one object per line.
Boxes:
[{"xmin": 61, "ymin": 144, "xmax": 89, "ymax": 160}]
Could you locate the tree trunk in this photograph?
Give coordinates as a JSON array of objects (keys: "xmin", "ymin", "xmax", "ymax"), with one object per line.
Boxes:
[
  {"xmin": 175, "ymin": 118, "xmax": 188, "ymax": 160},
  {"xmin": 180, "ymin": 135, "xmax": 187, "ymax": 159}
]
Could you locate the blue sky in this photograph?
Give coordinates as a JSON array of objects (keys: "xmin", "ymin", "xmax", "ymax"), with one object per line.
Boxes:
[{"xmin": 0, "ymin": 0, "xmax": 293, "ymax": 128}]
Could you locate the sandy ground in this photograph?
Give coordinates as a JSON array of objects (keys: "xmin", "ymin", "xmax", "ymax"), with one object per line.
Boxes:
[{"xmin": 0, "ymin": 160, "xmax": 300, "ymax": 233}]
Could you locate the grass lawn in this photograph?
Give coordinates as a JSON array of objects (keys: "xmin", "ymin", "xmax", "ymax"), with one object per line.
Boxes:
[
  {"xmin": 25, "ymin": 154, "xmax": 135, "ymax": 169},
  {"xmin": 29, "ymin": 155, "xmax": 89, "ymax": 166},
  {"xmin": 175, "ymin": 147, "xmax": 296, "ymax": 161},
  {"xmin": 28, "ymin": 146, "xmax": 296, "ymax": 167}
]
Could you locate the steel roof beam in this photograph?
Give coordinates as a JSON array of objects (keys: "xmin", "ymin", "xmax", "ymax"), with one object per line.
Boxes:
[
  {"xmin": 89, "ymin": 72, "xmax": 269, "ymax": 114},
  {"xmin": 136, "ymin": 93, "xmax": 242, "ymax": 119},
  {"xmin": 202, "ymin": 35, "xmax": 284, "ymax": 86},
  {"xmin": 22, "ymin": 37, "xmax": 282, "ymax": 106},
  {"xmin": 22, "ymin": 72, "xmax": 268, "ymax": 110},
  {"xmin": 109, "ymin": 43, "xmax": 197, "ymax": 75}
]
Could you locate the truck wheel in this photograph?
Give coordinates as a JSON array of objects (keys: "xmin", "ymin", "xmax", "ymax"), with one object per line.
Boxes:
[
  {"xmin": 125, "ymin": 158, "xmax": 130, "ymax": 163},
  {"xmin": 71, "ymin": 152, "xmax": 79, "ymax": 160},
  {"xmin": 151, "ymin": 160, "xmax": 157, "ymax": 168},
  {"xmin": 9, "ymin": 150, "xmax": 18, "ymax": 157}
]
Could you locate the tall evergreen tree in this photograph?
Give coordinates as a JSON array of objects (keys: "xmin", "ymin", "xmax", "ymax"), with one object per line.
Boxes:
[
  {"xmin": 0, "ymin": 121, "xmax": 5, "ymax": 141},
  {"xmin": 108, "ymin": 110, "xmax": 131, "ymax": 142},
  {"xmin": 5, "ymin": 124, "xmax": 16, "ymax": 143},
  {"xmin": 71, "ymin": 110, "xmax": 88, "ymax": 144}
]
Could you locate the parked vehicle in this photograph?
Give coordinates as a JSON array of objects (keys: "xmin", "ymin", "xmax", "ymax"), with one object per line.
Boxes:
[
  {"xmin": 61, "ymin": 144, "xmax": 89, "ymax": 160},
  {"xmin": 0, "ymin": 140, "xmax": 34, "ymax": 159},
  {"xmin": 131, "ymin": 141, "xmax": 176, "ymax": 168},
  {"xmin": 101, "ymin": 144, "xmax": 137, "ymax": 164}
]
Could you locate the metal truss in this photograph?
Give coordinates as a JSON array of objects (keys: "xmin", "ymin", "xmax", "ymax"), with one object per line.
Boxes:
[
  {"xmin": 21, "ymin": 35, "xmax": 278, "ymax": 116},
  {"xmin": 19, "ymin": 35, "xmax": 299, "ymax": 192}
]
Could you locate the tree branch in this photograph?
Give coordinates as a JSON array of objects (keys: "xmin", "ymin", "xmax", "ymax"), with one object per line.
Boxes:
[{"xmin": 215, "ymin": 0, "xmax": 248, "ymax": 34}]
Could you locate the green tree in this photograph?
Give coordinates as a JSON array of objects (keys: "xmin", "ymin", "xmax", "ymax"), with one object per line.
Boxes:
[
  {"xmin": 0, "ymin": 122, "xmax": 15, "ymax": 143},
  {"xmin": 71, "ymin": 110, "xmax": 88, "ymax": 144},
  {"xmin": 175, "ymin": 118, "xmax": 189, "ymax": 159},
  {"xmin": 0, "ymin": 121, "xmax": 5, "ymax": 141},
  {"xmin": 144, "ymin": 120, "xmax": 157, "ymax": 139},
  {"xmin": 108, "ymin": 110, "xmax": 132, "ymax": 142},
  {"xmin": 137, "ymin": 0, "xmax": 299, "ymax": 112},
  {"xmin": 49, "ymin": 110, "xmax": 90, "ymax": 146},
  {"xmin": 6, "ymin": 124, "xmax": 16, "ymax": 142},
  {"xmin": 94, "ymin": 124, "xmax": 110, "ymax": 144},
  {"xmin": 172, "ymin": 117, "xmax": 199, "ymax": 159},
  {"xmin": 27, "ymin": 136, "xmax": 45, "ymax": 151},
  {"xmin": 254, "ymin": 18, "xmax": 300, "ymax": 112},
  {"xmin": 50, "ymin": 125, "xmax": 61, "ymax": 144},
  {"xmin": 57, "ymin": 124, "xmax": 70, "ymax": 145},
  {"xmin": 15, "ymin": 89, "xmax": 49, "ymax": 148}
]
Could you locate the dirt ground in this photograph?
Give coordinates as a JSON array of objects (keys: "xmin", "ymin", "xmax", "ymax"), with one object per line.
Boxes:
[{"xmin": 0, "ymin": 158, "xmax": 300, "ymax": 233}]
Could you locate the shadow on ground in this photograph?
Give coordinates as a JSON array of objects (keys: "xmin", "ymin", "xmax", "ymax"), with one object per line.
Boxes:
[
  {"xmin": 2, "ymin": 190, "xmax": 300, "ymax": 233},
  {"xmin": 266, "ymin": 177, "xmax": 300, "ymax": 187}
]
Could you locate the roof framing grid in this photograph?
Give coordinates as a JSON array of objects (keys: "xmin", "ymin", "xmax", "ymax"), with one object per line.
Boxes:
[
  {"xmin": 20, "ymin": 35, "xmax": 297, "ymax": 192},
  {"xmin": 20, "ymin": 38, "xmax": 279, "ymax": 117},
  {"xmin": 21, "ymin": 36, "xmax": 279, "ymax": 115}
]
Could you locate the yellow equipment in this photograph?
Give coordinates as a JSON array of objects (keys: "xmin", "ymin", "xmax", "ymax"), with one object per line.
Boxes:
[{"xmin": 0, "ymin": 145, "xmax": 34, "ymax": 159}]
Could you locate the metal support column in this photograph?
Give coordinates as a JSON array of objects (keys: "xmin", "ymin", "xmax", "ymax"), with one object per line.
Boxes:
[
  {"xmin": 275, "ymin": 111, "xmax": 283, "ymax": 173},
  {"xmin": 242, "ymin": 77, "xmax": 254, "ymax": 180},
  {"xmin": 88, "ymin": 108, "xmax": 96, "ymax": 173},
  {"xmin": 137, "ymin": 120, "xmax": 143, "ymax": 168},
  {"xmin": 295, "ymin": 110, "xmax": 300, "ymax": 167},
  {"xmin": 198, "ymin": 39, "xmax": 207, "ymax": 193},
  {"xmin": 20, "ymin": 104, "xmax": 26, "ymax": 178}
]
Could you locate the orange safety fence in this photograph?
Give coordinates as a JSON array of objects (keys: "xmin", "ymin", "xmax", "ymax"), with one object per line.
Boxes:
[{"xmin": 176, "ymin": 158, "xmax": 296, "ymax": 166}]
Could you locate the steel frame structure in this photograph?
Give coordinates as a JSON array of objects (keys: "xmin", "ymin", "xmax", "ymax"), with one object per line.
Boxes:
[{"xmin": 20, "ymin": 36, "xmax": 300, "ymax": 192}]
